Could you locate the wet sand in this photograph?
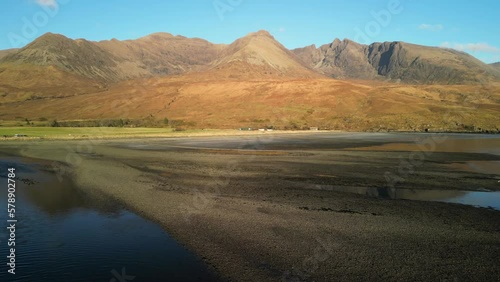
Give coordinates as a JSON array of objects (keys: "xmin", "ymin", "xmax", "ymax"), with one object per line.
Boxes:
[{"xmin": 1, "ymin": 132, "xmax": 499, "ymax": 281}]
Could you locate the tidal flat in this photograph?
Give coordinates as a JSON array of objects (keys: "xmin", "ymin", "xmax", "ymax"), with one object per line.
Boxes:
[{"xmin": 1, "ymin": 132, "xmax": 499, "ymax": 281}]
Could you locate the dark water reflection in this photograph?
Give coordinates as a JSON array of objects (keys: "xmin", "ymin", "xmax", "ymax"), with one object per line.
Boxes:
[
  {"xmin": 0, "ymin": 157, "xmax": 220, "ymax": 282},
  {"xmin": 314, "ymin": 184, "xmax": 500, "ymax": 210},
  {"xmin": 21, "ymin": 174, "xmax": 122, "ymax": 216}
]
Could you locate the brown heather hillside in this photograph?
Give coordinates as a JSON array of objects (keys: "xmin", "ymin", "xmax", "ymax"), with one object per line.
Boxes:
[
  {"xmin": 0, "ymin": 64, "xmax": 105, "ymax": 103},
  {"xmin": 1, "ymin": 72, "xmax": 499, "ymax": 132}
]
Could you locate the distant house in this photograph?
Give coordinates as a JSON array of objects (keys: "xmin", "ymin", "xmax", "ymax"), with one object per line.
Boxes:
[
  {"xmin": 309, "ymin": 127, "xmax": 319, "ymax": 131},
  {"xmin": 14, "ymin": 134, "xmax": 28, "ymax": 137}
]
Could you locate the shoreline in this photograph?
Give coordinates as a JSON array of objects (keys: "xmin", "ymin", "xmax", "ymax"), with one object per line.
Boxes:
[
  {"xmin": 0, "ymin": 129, "xmax": 335, "ymax": 141},
  {"xmin": 1, "ymin": 135, "xmax": 499, "ymax": 281},
  {"xmin": 1, "ymin": 128, "xmax": 499, "ymax": 142},
  {"xmin": 0, "ymin": 155, "xmax": 223, "ymax": 281}
]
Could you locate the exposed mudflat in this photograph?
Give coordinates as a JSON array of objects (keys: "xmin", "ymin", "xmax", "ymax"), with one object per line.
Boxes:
[{"xmin": 1, "ymin": 132, "xmax": 499, "ymax": 281}]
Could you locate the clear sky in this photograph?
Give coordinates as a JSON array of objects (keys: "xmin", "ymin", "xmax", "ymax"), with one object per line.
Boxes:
[{"xmin": 1, "ymin": 0, "xmax": 499, "ymax": 63}]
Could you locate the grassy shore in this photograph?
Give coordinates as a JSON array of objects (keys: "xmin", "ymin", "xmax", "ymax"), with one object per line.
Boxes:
[
  {"xmin": 0, "ymin": 126, "xmax": 183, "ymax": 139},
  {"xmin": 0, "ymin": 126, "xmax": 333, "ymax": 140}
]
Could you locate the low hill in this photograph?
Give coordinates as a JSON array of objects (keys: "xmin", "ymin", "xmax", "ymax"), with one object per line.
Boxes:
[{"xmin": 1, "ymin": 73, "xmax": 498, "ymax": 132}]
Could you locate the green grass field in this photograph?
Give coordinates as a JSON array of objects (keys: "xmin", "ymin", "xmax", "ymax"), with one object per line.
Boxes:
[
  {"xmin": 0, "ymin": 127, "xmax": 184, "ymax": 139},
  {"xmin": 0, "ymin": 126, "xmax": 275, "ymax": 140}
]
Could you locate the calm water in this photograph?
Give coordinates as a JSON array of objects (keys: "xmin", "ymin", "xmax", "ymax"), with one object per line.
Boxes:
[
  {"xmin": 0, "ymin": 158, "xmax": 220, "ymax": 282},
  {"xmin": 312, "ymin": 185, "xmax": 500, "ymax": 210}
]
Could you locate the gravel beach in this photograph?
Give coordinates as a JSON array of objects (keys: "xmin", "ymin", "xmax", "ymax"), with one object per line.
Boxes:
[{"xmin": 1, "ymin": 132, "xmax": 499, "ymax": 281}]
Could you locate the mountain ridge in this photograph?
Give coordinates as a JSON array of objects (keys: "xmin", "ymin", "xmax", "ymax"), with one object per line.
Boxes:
[
  {"xmin": 292, "ymin": 39, "xmax": 500, "ymax": 84},
  {"xmin": 1, "ymin": 30, "xmax": 498, "ymax": 84}
]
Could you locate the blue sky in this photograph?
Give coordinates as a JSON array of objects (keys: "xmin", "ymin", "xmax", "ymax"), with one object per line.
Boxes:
[{"xmin": 1, "ymin": 0, "xmax": 499, "ymax": 63}]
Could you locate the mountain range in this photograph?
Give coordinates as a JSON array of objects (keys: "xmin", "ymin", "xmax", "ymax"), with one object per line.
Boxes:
[
  {"xmin": 2, "ymin": 30, "xmax": 499, "ymax": 84},
  {"xmin": 0, "ymin": 30, "xmax": 499, "ymax": 132}
]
